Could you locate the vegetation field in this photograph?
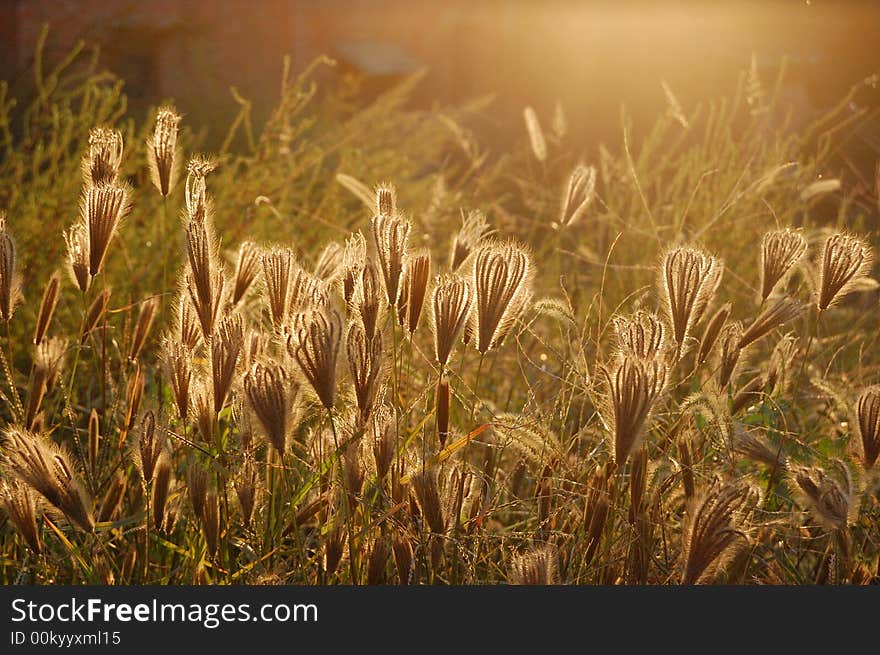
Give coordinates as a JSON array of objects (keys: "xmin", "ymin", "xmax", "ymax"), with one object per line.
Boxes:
[{"xmin": 1, "ymin": 37, "xmax": 879, "ymax": 585}]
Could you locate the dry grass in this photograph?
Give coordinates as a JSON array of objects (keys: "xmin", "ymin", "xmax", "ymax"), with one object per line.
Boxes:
[{"xmin": 1, "ymin": 35, "xmax": 879, "ymax": 585}]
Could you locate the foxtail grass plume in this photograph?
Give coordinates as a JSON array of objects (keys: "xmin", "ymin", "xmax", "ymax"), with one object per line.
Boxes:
[
  {"xmin": 262, "ymin": 246, "xmax": 295, "ymax": 328},
  {"xmin": 603, "ymin": 356, "xmax": 667, "ymax": 466},
  {"xmin": 371, "ymin": 408, "xmax": 394, "ymax": 481},
  {"xmin": 523, "ymin": 106, "xmax": 547, "ymax": 162},
  {"xmin": 98, "ymin": 471, "xmax": 126, "ymax": 523},
  {"xmin": 509, "ymin": 546, "xmax": 560, "ymax": 585},
  {"xmin": 175, "ymin": 288, "xmax": 202, "ymax": 350},
  {"xmin": 288, "ymin": 306, "xmax": 343, "ymax": 411},
  {"xmin": 151, "ymin": 455, "xmax": 173, "ymax": 532},
  {"xmin": 185, "ymin": 201, "xmax": 224, "ymax": 340},
  {"xmin": 372, "ymin": 212, "xmax": 410, "ymax": 306},
  {"xmin": 244, "ymin": 361, "xmax": 297, "ymax": 454},
  {"xmin": 0, "ymin": 479, "xmax": 41, "ymax": 553},
  {"xmin": 25, "ymin": 337, "xmax": 66, "ymax": 430},
  {"xmin": 432, "ymin": 274, "xmax": 473, "ymax": 367},
  {"xmin": 136, "ymin": 411, "xmax": 164, "ymax": 483},
  {"xmin": 2, "ymin": 427, "xmax": 94, "ymax": 532},
  {"xmin": 681, "ymin": 479, "xmax": 756, "ymax": 584},
  {"xmin": 33, "ymin": 272, "xmax": 61, "ymax": 346},
  {"xmin": 856, "ymin": 385, "xmax": 880, "ymax": 469},
  {"xmin": 473, "ymin": 240, "xmax": 533, "ymax": 354},
  {"xmin": 397, "ymin": 250, "xmax": 430, "ymax": 336},
  {"xmin": 817, "ymin": 232, "xmax": 873, "ymax": 310},
  {"xmin": 612, "ymin": 311, "xmax": 666, "ymax": 360},
  {"xmin": 185, "ymin": 155, "xmax": 216, "ymax": 218},
  {"xmin": 738, "ymin": 297, "xmax": 802, "ymax": 349},
  {"xmin": 697, "ymin": 302, "xmax": 731, "ymax": 366},
  {"xmin": 450, "ymin": 210, "xmax": 490, "ymax": 271},
  {"xmin": 0, "ymin": 213, "xmax": 20, "ymax": 321},
  {"xmin": 64, "ymin": 222, "xmax": 90, "ymax": 293},
  {"xmin": 82, "ymin": 182, "xmax": 131, "ymax": 277},
  {"xmin": 660, "ymin": 247, "xmax": 722, "ymax": 357},
  {"xmin": 211, "ymin": 314, "xmax": 245, "ymax": 413},
  {"xmin": 314, "ymin": 241, "xmax": 344, "ymax": 282},
  {"xmin": 231, "ymin": 241, "xmax": 261, "ymax": 306},
  {"xmin": 342, "ymin": 232, "xmax": 367, "ymax": 305},
  {"xmin": 162, "ymin": 338, "xmax": 192, "ymax": 421},
  {"xmin": 410, "ymin": 467, "xmax": 446, "ymax": 534},
  {"xmin": 765, "ymin": 334, "xmax": 798, "ymax": 395},
  {"xmin": 128, "ymin": 296, "xmax": 158, "ymax": 361},
  {"xmin": 88, "ymin": 409, "xmax": 100, "ymax": 479},
  {"xmin": 288, "ymin": 266, "xmax": 328, "ymax": 314},
  {"xmin": 353, "ymin": 261, "xmax": 383, "ymax": 341},
  {"xmin": 558, "ymin": 164, "xmax": 597, "ymax": 230},
  {"xmin": 760, "ymin": 229, "xmax": 807, "ymax": 302},
  {"xmin": 346, "ymin": 319, "xmax": 383, "ymax": 426},
  {"xmin": 83, "ymin": 127, "xmax": 123, "ymax": 186},
  {"xmin": 791, "ymin": 461, "xmax": 853, "ymax": 530},
  {"xmin": 717, "ymin": 321, "xmax": 743, "ymax": 388},
  {"xmin": 376, "ymin": 184, "xmax": 396, "ymax": 217},
  {"xmin": 147, "ymin": 106, "xmax": 182, "ymax": 197}
]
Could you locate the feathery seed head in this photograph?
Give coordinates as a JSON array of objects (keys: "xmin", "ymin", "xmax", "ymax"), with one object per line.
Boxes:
[
  {"xmin": 681, "ymin": 479, "xmax": 757, "ymax": 584},
  {"xmin": 346, "ymin": 318, "xmax": 383, "ymax": 427},
  {"xmin": 410, "ymin": 467, "xmax": 446, "ymax": 534},
  {"xmin": 185, "ymin": 155, "xmax": 216, "ymax": 217},
  {"xmin": 232, "ymin": 241, "xmax": 261, "ymax": 306},
  {"xmin": 371, "ymin": 213, "xmax": 411, "ymax": 305},
  {"xmin": 147, "ymin": 106, "xmax": 182, "ymax": 196},
  {"xmin": 244, "ymin": 361, "xmax": 298, "ymax": 455},
  {"xmin": 450, "ymin": 209, "xmax": 490, "ymax": 271},
  {"xmin": 612, "ymin": 310, "xmax": 666, "ymax": 360},
  {"xmin": 473, "ymin": 240, "xmax": 533, "ymax": 354},
  {"xmin": 376, "ymin": 184, "xmax": 396, "ymax": 217},
  {"xmin": 717, "ymin": 321, "xmax": 743, "ymax": 388},
  {"xmin": 162, "ymin": 337, "xmax": 192, "ymax": 421},
  {"xmin": 342, "ymin": 232, "xmax": 367, "ymax": 305},
  {"xmin": 33, "ymin": 272, "xmax": 61, "ymax": 346},
  {"xmin": 353, "ymin": 261, "xmax": 384, "ymax": 341},
  {"xmin": 396, "ymin": 250, "xmax": 431, "ymax": 336},
  {"xmin": 660, "ymin": 246, "xmax": 722, "ymax": 357},
  {"xmin": 431, "ymin": 274, "xmax": 473, "ymax": 367},
  {"xmin": 0, "ymin": 213, "xmax": 20, "ymax": 320},
  {"xmin": 760, "ymin": 229, "xmax": 807, "ymax": 302},
  {"xmin": 738, "ymin": 297, "xmax": 802, "ymax": 350},
  {"xmin": 0, "ymin": 478, "xmax": 41, "ymax": 553},
  {"xmin": 136, "ymin": 410, "xmax": 164, "ymax": 483},
  {"xmin": 697, "ymin": 302, "xmax": 731, "ymax": 366},
  {"xmin": 509, "ymin": 545, "xmax": 560, "ymax": 585},
  {"xmin": 82, "ymin": 182, "xmax": 131, "ymax": 277},
  {"xmin": 603, "ymin": 355, "xmax": 667, "ymax": 466},
  {"xmin": 63, "ymin": 222, "xmax": 90, "ymax": 293},
  {"xmin": 314, "ymin": 241, "xmax": 345, "ymax": 282},
  {"xmin": 817, "ymin": 232, "xmax": 873, "ymax": 311},
  {"xmin": 211, "ymin": 314, "xmax": 245, "ymax": 413},
  {"xmin": 856, "ymin": 385, "xmax": 880, "ymax": 469},
  {"xmin": 128, "ymin": 296, "xmax": 159, "ymax": 361},
  {"xmin": 262, "ymin": 246, "xmax": 295, "ymax": 328},
  {"xmin": 791, "ymin": 461, "xmax": 853, "ymax": 531},
  {"xmin": 2, "ymin": 427, "xmax": 94, "ymax": 532},
  {"xmin": 558, "ymin": 164, "xmax": 597, "ymax": 230},
  {"xmin": 84, "ymin": 127, "xmax": 124, "ymax": 186},
  {"xmin": 288, "ymin": 306, "xmax": 343, "ymax": 411},
  {"xmin": 523, "ymin": 106, "xmax": 547, "ymax": 162}
]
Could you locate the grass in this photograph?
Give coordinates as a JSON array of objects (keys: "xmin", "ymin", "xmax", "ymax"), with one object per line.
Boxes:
[{"xmin": 0, "ymin": 34, "xmax": 879, "ymax": 586}]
